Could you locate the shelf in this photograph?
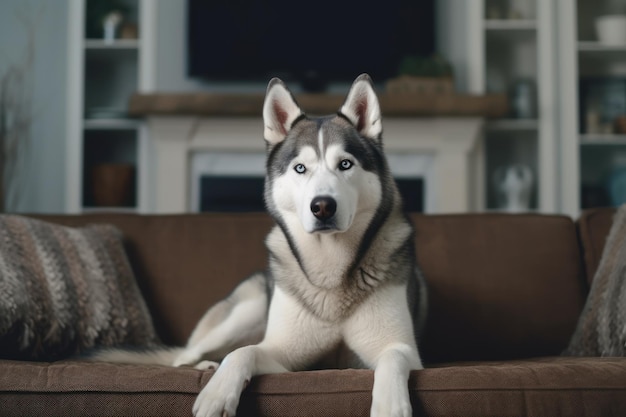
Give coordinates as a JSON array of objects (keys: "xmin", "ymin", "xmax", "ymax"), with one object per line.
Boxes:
[
  {"xmin": 578, "ymin": 41, "xmax": 626, "ymax": 52},
  {"xmin": 68, "ymin": 0, "xmax": 150, "ymax": 214},
  {"xmin": 81, "ymin": 206, "xmax": 138, "ymax": 213},
  {"xmin": 580, "ymin": 134, "xmax": 626, "ymax": 145},
  {"xmin": 84, "ymin": 118, "xmax": 141, "ymax": 130},
  {"xmin": 84, "ymin": 39, "xmax": 140, "ymax": 49},
  {"xmin": 484, "ymin": 19, "xmax": 537, "ymax": 30},
  {"xmin": 484, "ymin": 208, "xmax": 540, "ymax": 214},
  {"xmin": 487, "ymin": 119, "xmax": 539, "ymax": 131}
]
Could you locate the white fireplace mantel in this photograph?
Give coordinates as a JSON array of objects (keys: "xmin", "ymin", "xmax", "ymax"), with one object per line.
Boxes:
[{"xmin": 147, "ymin": 116, "xmax": 485, "ymax": 214}]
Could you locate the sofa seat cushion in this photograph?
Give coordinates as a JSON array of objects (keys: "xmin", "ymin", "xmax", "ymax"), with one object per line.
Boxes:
[
  {"xmin": 0, "ymin": 360, "xmax": 200, "ymax": 416},
  {"xmin": 1, "ymin": 357, "xmax": 624, "ymax": 416}
]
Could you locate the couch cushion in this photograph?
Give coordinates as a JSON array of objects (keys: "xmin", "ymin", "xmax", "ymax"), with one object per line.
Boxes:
[
  {"xmin": 577, "ymin": 207, "xmax": 617, "ymax": 285},
  {"xmin": 1, "ymin": 357, "xmax": 624, "ymax": 416},
  {"xmin": 410, "ymin": 213, "xmax": 586, "ymax": 363},
  {"xmin": 34, "ymin": 213, "xmax": 589, "ymax": 363},
  {"xmin": 0, "ymin": 360, "xmax": 198, "ymax": 417},
  {"xmin": 0, "ymin": 215, "xmax": 158, "ymax": 360},
  {"xmin": 32, "ymin": 213, "xmax": 274, "ymax": 346}
]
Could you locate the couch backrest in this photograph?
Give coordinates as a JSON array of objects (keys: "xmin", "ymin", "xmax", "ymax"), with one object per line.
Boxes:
[
  {"xmin": 34, "ymin": 213, "xmax": 273, "ymax": 346},
  {"xmin": 36, "ymin": 212, "xmax": 588, "ymax": 364},
  {"xmin": 410, "ymin": 213, "xmax": 587, "ymax": 363}
]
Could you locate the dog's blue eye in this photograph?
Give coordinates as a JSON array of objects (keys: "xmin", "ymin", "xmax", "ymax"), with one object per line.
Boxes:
[
  {"xmin": 294, "ymin": 164, "xmax": 306, "ymax": 174},
  {"xmin": 339, "ymin": 159, "xmax": 353, "ymax": 171}
]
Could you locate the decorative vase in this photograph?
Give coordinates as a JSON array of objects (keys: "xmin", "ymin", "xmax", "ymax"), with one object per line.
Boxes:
[{"xmin": 91, "ymin": 163, "xmax": 134, "ymax": 207}]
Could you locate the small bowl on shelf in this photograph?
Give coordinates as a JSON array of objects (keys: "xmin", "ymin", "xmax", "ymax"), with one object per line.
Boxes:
[{"xmin": 595, "ymin": 15, "xmax": 626, "ymax": 46}]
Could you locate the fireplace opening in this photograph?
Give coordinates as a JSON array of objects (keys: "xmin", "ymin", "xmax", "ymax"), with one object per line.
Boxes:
[
  {"xmin": 198, "ymin": 175, "xmax": 424, "ymax": 213},
  {"xmin": 200, "ymin": 176, "xmax": 265, "ymax": 212},
  {"xmin": 396, "ymin": 178, "xmax": 424, "ymax": 212}
]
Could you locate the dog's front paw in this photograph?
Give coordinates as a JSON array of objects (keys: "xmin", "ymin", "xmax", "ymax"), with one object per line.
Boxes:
[
  {"xmin": 193, "ymin": 385, "xmax": 241, "ymax": 417},
  {"xmin": 371, "ymin": 385, "xmax": 412, "ymax": 417},
  {"xmin": 192, "ymin": 363, "xmax": 249, "ymax": 417},
  {"xmin": 371, "ymin": 397, "xmax": 412, "ymax": 417}
]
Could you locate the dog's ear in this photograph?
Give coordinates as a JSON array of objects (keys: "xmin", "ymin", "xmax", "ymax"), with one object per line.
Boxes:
[
  {"xmin": 339, "ymin": 74, "xmax": 382, "ymax": 140},
  {"xmin": 263, "ymin": 78, "xmax": 304, "ymax": 145}
]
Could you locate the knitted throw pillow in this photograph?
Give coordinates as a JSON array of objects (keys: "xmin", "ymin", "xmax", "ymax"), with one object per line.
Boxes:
[
  {"xmin": 564, "ymin": 204, "xmax": 626, "ymax": 357},
  {"xmin": 0, "ymin": 215, "xmax": 159, "ymax": 360}
]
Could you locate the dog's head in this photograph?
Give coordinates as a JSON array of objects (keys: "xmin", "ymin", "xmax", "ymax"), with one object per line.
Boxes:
[{"xmin": 263, "ymin": 74, "xmax": 389, "ymax": 235}]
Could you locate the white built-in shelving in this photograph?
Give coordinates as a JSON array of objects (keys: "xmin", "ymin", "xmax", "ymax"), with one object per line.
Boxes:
[
  {"xmin": 483, "ymin": 19, "xmax": 537, "ymax": 31},
  {"xmin": 67, "ymin": 0, "xmax": 155, "ymax": 213},
  {"xmin": 558, "ymin": 0, "xmax": 626, "ymax": 217},
  {"xmin": 441, "ymin": 0, "xmax": 626, "ymax": 216},
  {"xmin": 442, "ymin": 0, "xmax": 557, "ymax": 213}
]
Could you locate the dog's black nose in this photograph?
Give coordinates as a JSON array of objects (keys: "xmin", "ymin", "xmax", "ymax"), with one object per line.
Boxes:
[{"xmin": 310, "ymin": 196, "xmax": 337, "ymax": 221}]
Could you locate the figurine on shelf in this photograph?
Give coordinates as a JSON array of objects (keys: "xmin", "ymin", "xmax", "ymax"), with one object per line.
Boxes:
[
  {"xmin": 103, "ymin": 11, "xmax": 123, "ymax": 43},
  {"xmin": 493, "ymin": 164, "xmax": 534, "ymax": 212},
  {"xmin": 510, "ymin": 79, "xmax": 536, "ymax": 119}
]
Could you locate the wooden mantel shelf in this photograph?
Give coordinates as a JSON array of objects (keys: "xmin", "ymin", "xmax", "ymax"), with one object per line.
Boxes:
[{"xmin": 128, "ymin": 92, "xmax": 508, "ymax": 118}]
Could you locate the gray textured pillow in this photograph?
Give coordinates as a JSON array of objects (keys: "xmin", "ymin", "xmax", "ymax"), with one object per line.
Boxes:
[
  {"xmin": 0, "ymin": 215, "xmax": 158, "ymax": 360},
  {"xmin": 564, "ymin": 204, "xmax": 626, "ymax": 357}
]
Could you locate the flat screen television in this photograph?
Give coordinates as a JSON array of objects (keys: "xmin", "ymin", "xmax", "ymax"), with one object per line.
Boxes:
[{"xmin": 187, "ymin": 0, "xmax": 436, "ymax": 91}]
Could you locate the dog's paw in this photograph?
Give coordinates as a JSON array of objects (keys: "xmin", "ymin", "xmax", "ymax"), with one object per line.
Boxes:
[
  {"xmin": 192, "ymin": 363, "xmax": 250, "ymax": 417},
  {"xmin": 194, "ymin": 360, "xmax": 219, "ymax": 371},
  {"xmin": 371, "ymin": 385, "xmax": 412, "ymax": 417},
  {"xmin": 193, "ymin": 386, "xmax": 241, "ymax": 417},
  {"xmin": 370, "ymin": 398, "xmax": 412, "ymax": 417},
  {"xmin": 173, "ymin": 349, "xmax": 202, "ymax": 368}
]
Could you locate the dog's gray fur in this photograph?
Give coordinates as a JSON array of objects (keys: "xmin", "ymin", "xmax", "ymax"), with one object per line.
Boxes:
[{"xmin": 92, "ymin": 74, "xmax": 427, "ymax": 417}]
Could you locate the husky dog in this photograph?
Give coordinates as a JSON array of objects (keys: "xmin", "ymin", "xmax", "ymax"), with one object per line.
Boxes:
[{"xmin": 96, "ymin": 74, "xmax": 427, "ymax": 417}]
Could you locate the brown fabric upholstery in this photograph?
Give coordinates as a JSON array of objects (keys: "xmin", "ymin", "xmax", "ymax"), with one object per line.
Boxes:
[
  {"xmin": 32, "ymin": 212, "xmax": 588, "ymax": 364},
  {"xmin": 410, "ymin": 213, "xmax": 587, "ymax": 363},
  {"xmin": 1, "ymin": 357, "xmax": 625, "ymax": 417},
  {"xmin": 31, "ymin": 213, "xmax": 273, "ymax": 346},
  {"xmin": 577, "ymin": 207, "xmax": 617, "ymax": 285},
  {"xmin": 0, "ymin": 211, "xmax": 616, "ymax": 416}
]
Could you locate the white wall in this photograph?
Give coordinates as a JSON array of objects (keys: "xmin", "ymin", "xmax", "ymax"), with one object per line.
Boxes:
[
  {"xmin": 153, "ymin": 0, "xmax": 202, "ymax": 92},
  {"xmin": 0, "ymin": 0, "xmax": 69, "ymax": 213},
  {"xmin": 436, "ymin": 0, "xmax": 482, "ymax": 94}
]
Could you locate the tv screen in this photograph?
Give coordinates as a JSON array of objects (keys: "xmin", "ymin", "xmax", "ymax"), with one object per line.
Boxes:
[{"xmin": 187, "ymin": 0, "xmax": 435, "ymax": 90}]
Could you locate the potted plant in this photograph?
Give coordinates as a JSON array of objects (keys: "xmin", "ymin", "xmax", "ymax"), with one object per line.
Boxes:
[{"xmin": 386, "ymin": 54, "xmax": 455, "ymax": 94}]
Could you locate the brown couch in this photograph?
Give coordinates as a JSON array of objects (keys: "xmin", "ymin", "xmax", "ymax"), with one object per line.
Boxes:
[{"xmin": 1, "ymin": 208, "xmax": 625, "ymax": 416}]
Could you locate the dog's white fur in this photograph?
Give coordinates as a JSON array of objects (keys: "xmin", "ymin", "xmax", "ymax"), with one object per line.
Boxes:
[
  {"xmin": 193, "ymin": 283, "xmax": 421, "ymax": 417},
  {"xmin": 190, "ymin": 76, "xmax": 424, "ymax": 417},
  {"xmin": 91, "ymin": 75, "xmax": 425, "ymax": 417}
]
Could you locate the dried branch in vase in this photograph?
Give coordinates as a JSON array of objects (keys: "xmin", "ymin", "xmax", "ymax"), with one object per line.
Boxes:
[{"xmin": 0, "ymin": 10, "xmax": 34, "ymax": 212}]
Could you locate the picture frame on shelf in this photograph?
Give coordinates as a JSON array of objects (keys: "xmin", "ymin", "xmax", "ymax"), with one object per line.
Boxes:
[{"xmin": 579, "ymin": 77, "xmax": 626, "ymax": 135}]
